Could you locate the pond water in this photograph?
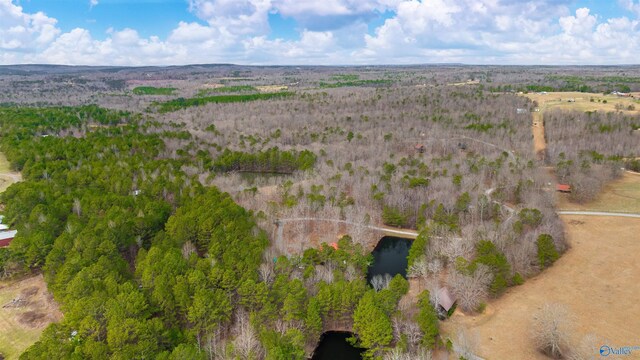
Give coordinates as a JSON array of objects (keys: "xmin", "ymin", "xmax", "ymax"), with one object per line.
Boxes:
[
  {"xmin": 366, "ymin": 236, "xmax": 413, "ymax": 283},
  {"xmin": 311, "ymin": 332, "xmax": 363, "ymax": 360}
]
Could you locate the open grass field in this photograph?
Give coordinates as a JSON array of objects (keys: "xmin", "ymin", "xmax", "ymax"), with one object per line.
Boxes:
[
  {"xmin": 524, "ymin": 91, "xmax": 640, "ymax": 114},
  {"xmin": 255, "ymin": 85, "xmax": 288, "ymax": 92},
  {"xmin": 0, "ymin": 275, "xmax": 63, "ymax": 360},
  {"xmin": 558, "ymin": 172, "xmax": 640, "ymax": 213},
  {"xmin": 0, "ymin": 152, "xmax": 21, "ymax": 193}
]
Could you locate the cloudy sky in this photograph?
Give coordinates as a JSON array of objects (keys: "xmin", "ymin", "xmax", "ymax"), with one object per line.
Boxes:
[{"xmin": 1, "ymin": 0, "xmax": 640, "ymax": 65}]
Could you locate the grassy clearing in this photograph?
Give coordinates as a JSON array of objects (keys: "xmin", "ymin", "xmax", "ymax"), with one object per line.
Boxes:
[
  {"xmin": 0, "ymin": 275, "xmax": 62, "ymax": 360},
  {"xmin": 0, "ymin": 152, "xmax": 10, "ymax": 174},
  {"xmin": 0, "ymin": 152, "xmax": 20, "ymax": 193},
  {"xmin": 197, "ymin": 85, "xmax": 256, "ymax": 96},
  {"xmin": 524, "ymin": 91, "xmax": 640, "ymax": 115},
  {"xmin": 132, "ymin": 86, "xmax": 176, "ymax": 95},
  {"xmin": 255, "ymin": 85, "xmax": 288, "ymax": 92},
  {"xmin": 154, "ymin": 91, "xmax": 294, "ymax": 113},
  {"xmin": 558, "ymin": 172, "xmax": 640, "ymax": 213}
]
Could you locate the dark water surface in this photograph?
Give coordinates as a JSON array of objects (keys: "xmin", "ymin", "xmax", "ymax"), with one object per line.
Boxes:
[
  {"xmin": 366, "ymin": 236, "xmax": 412, "ymax": 283},
  {"xmin": 311, "ymin": 332, "xmax": 363, "ymax": 360}
]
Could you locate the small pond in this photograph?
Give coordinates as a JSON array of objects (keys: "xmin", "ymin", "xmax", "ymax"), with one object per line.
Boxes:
[
  {"xmin": 311, "ymin": 331, "xmax": 363, "ymax": 360},
  {"xmin": 366, "ymin": 236, "xmax": 413, "ymax": 283}
]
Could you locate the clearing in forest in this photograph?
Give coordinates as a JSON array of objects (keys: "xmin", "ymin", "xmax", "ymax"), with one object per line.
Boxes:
[
  {"xmin": 0, "ymin": 152, "xmax": 21, "ymax": 193},
  {"xmin": 558, "ymin": 172, "xmax": 640, "ymax": 213},
  {"xmin": 524, "ymin": 91, "xmax": 640, "ymax": 114},
  {"xmin": 0, "ymin": 275, "xmax": 63, "ymax": 360},
  {"xmin": 441, "ymin": 174, "xmax": 640, "ymax": 359}
]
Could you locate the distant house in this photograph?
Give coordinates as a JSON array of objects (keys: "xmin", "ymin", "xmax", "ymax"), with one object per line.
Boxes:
[
  {"xmin": 516, "ymin": 108, "xmax": 528, "ymax": 114},
  {"xmin": 0, "ymin": 230, "xmax": 17, "ymax": 248},
  {"xmin": 612, "ymin": 91, "xmax": 631, "ymax": 97},
  {"xmin": 414, "ymin": 144, "xmax": 426, "ymax": 153},
  {"xmin": 556, "ymin": 184, "xmax": 571, "ymax": 193},
  {"xmin": 437, "ymin": 287, "xmax": 456, "ymax": 313}
]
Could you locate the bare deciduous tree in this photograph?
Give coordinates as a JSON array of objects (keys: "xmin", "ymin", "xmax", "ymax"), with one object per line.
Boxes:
[
  {"xmin": 448, "ymin": 264, "xmax": 493, "ymax": 313},
  {"xmin": 258, "ymin": 262, "xmax": 274, "ymax": 284},
  {"xmin": 181, "ymin": 240, "xmax": 197, "ymax": 259},
  {"xmin": 370, "ymin": 273, "xmax": 392, "ymax": 291},
  {"xmin": 232, "ymin": 310, "xmax": 264, "ymax": 360},
  {"xmin": 531, "ymin": 303, "xmax": 572, "ymax": 359}
]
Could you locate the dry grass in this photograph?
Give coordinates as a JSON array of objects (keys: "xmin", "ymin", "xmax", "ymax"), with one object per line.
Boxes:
[
  {"xmin": 0, "ymin": 152, "xmax": 21, "ymax": 193},
  {"xmin": 441, "ymin": 175, "xmax": 640, "ymax": 359},
  {"xmin": 0, "ymin": 274, "xmax": 63, "ymax": 359},
  {"xmin": 558, "ymin": 172, "xmax": 640, "ymax": 213},
  {"xmin": 448, "ymin": 80, "xmax": 480, "ymax": 86},
  {"xmin": 255, "ymin": 85, "xmax": 288, "ymax": 92},
  {"xmin": 523, "ymin": 91, "xmax": 640, "ymax": 115}
]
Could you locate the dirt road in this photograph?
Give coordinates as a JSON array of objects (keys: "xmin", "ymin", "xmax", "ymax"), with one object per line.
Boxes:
[{"xmin": 531, "ymin": 110, "xmax": 546, "ymax": 162}]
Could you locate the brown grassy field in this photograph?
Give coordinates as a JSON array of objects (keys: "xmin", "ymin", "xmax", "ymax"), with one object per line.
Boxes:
[
  {"xmin": 524, "ymin": 91, "xmax": 640, "ymax": 115},
  {"xmin": 0, "ymin": 275, "xmax": 63, "ymax": 359},
  {"xmin": 441, "ymin": 173, "xmax": 640, "ymax": 359},
  {"xmin": 558, "ymin": 172, "xmax": 640, "ymax": 213},
  {"xmin": 0, "ymin": 152, "xmax": 21, "ymax": 193},
  {"xmin": 255, "ymin": 85, "xmax": 289, "ymax": 92}
]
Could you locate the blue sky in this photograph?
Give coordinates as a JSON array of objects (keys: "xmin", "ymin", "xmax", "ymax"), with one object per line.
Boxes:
[
  {"xmin": 2, "ymin": 0, "xmax": 640, "ymax": 65},
  {"xmin": 20, "ymin": 0, "xmax": 200, "ymax": 39}
]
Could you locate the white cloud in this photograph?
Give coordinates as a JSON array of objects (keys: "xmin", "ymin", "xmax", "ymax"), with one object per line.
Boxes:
[
  {"xmin": 89, "ymin": 0, "xmax": 98, "ymax": 8},
  {"xmin": 0, "ymin": 0, "xmax": 60, "ymax": 51},
  {"xmin": 188, "ymin": 0, "xmax": 272, "ymax": 35},
  {"xmin": 559, "ymin": 7, "xmax": 596, "ymax": 36},
  {"xmin": 620, "ymin": 0, "xmax": 640, "ymax": 17},
  {"xmin": 360, "ymin": 1, "xmax": 638, "ymax": 64}
]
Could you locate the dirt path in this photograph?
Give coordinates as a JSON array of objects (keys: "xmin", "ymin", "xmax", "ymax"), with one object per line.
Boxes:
[
  {"xmin": 531, "ymin": 110, "xmax": 546, "ymax": 162},
  {"xmin": 442, "ymin": 215, "xmax": 640, "ymax": 360},
  {"xmin": 557, "ymin": 210, "xmax": 640, "ymax": 218}
]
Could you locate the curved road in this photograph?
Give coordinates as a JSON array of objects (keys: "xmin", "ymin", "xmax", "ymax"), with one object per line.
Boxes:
[{"xmin": 275, "ymin": 217, "xmax": 419, "ymax": 238}]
